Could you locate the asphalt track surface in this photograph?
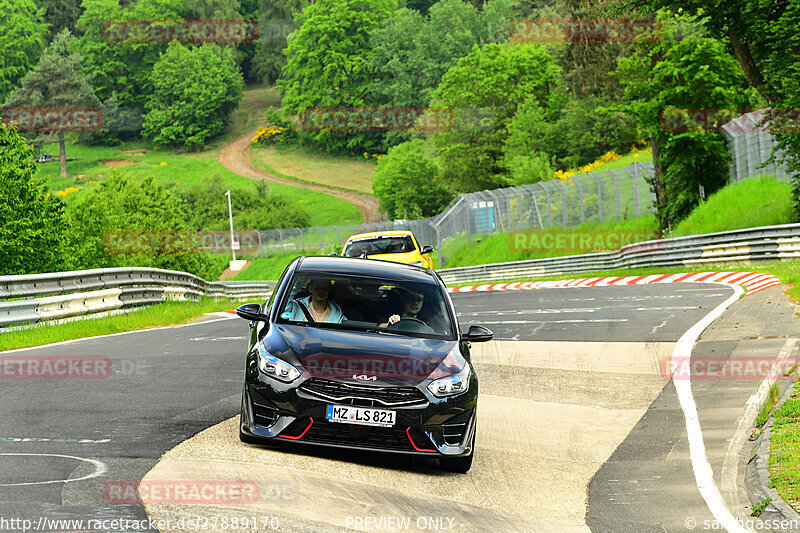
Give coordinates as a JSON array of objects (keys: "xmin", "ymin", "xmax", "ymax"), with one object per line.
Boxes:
[{"xmin": 0, "ymin": 283, "xmax": 735, "ymax": 532}]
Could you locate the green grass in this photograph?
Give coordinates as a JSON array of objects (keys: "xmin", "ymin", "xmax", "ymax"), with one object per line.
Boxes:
[
  {"xmin": 769, "ymin": 379, "xmax": 800, "ymax": 513},
  {"xmin": 250, "ymin": 144, "xmax": 376, "ymax": 194},
  {"xmin": 755, "ymin": 383, "xmax": 782, "ymax": 428},
  {"xmin": 670, "ymin": 176, "xmax": 793, "ymax": 237},
  {"xmin": 36, "ymin": 141, "xmax": 361, "ymax": 227},
  {"xmin": 0, "ymin": 298, "xmax": 236, "ymax": 351},
  {"xmin": 440, "ymin": 214, "xmax": 659, "ymax": 268}
]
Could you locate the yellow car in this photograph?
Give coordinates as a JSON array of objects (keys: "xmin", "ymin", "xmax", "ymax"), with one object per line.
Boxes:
[{"xmin": 341, "ymin": 230, "xmax": 435, "ymax": 269}]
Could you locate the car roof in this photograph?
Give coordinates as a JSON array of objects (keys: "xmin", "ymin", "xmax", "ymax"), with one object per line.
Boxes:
[
  {"xmin": 345, "ymin": 230, "xmax": 414, "ymax": 241},
  {"xmin": 294, "ymin": 256, "xmax": 436, "ymax": 283}
]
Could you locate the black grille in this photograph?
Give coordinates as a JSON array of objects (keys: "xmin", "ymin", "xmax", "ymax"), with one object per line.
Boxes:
[
  {"xmin": 304, "ymin": 420, "xmax": 414, "ymax": 451},
  {"xmin": 299, "ymin": 378, "xmax": 428, "ymax": 407},
  {"xmin": 252, "ymin": 401, "xmax": 279, "ymax": 427},
  {"xmin": 441, "ymin": 409, "xmax": 473, "ymax": 445},
  {"xmin": 442, "ymin": 422, "xmax": 467, "ymax": 445}
]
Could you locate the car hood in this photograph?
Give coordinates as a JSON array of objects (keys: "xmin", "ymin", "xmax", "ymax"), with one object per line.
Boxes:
[{"xmin": 264, "ymin": 325, "xmax": 459, "ymax": 386}]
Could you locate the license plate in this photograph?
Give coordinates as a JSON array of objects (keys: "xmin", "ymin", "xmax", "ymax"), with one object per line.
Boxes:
[{"xmin": 326, "ymin": 405, "xmax": 396, "ymax": 428}]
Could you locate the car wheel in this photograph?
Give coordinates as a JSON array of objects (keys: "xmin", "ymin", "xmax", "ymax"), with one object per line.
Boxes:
[{"xmin": 439, "ymin": 434, "xmax": 475, "ymax": 473}]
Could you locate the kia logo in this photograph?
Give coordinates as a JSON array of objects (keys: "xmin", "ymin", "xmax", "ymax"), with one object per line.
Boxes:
[{"xmin": 352, "ymin": 374, "xmax": 377, "ymax": 381}]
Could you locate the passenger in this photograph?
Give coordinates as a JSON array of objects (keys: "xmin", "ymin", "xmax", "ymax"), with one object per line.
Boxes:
[
  {"xmin": 380, "ymin": 289, "xmax": 425, "ymax": 327},
  {"xmin": 285, "ymin": 279, "xmax": 346, "ymax": 323}
]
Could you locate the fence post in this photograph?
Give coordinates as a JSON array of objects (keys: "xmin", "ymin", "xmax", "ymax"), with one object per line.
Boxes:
[
  {"xmin": 576, "ymin": 177, "xmax": 585, "ymax": 223},
  {"xmin": 257, "ymin": 231, "xmax": 263, "ymax": 256},
  {"xmin": 556, "ymin": 180, "xmax": 567, "ymax": 227},
  {"xmin": 319, "ymin": 226, "xmax": 324, "ymax": 250},
  {"xmin": 298, "ymin": 227, "xmax": 303, "ymax": 251},
  {"xmin": 538, "ymin": 183, "xmax": 552, "ymax": 228},
  {"xmin": 633, "ymin": 163, "xmax": 640, "ymax": 217},
  {"xmin": 465, "ymin": 197, "xmax": 472, "ymax": 245},
  {"xmin": 608, "ymin": 170, "xmax": 620, "ymax": 220}
]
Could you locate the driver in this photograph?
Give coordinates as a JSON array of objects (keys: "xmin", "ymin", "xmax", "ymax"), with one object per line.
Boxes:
[
  {"xmin": 286, "ymin": 279, "xmax": 346, "ymax": 323},
  {"xmin": 379, "ymin": 289, "xmax": 425, "ymax": 328}
]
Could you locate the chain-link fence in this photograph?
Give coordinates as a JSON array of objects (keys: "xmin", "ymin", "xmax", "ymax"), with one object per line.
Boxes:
[
  {"xmin": 217, "ymin": 109, "xmax": 799, "ymax": 268},
  {"xmin": 220, "ymin": 162, "xmax": 654, "ymax": 267},
  {"xmin": 721, "ymin": 110, "xmax": 794, "ymax": 183}
]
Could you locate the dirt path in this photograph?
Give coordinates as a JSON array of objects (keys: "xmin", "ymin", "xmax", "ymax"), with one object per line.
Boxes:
[{"xmin": 218, "ymin": 129, "xmax": 382, "ymax": 223}]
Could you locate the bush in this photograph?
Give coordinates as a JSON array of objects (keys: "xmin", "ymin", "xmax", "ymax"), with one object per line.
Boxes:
[
  {"xmin": 178, "ymin": 177, "xmax": 310, "ymax": 231},
  {"xmin": 66, "ymin": 171, "xmax": 218, "ymax": 278},
  {"xmin": 372, "ymin": 139, "xmax": 453, "ymax": 219},
  {"xmin": 0, "ymin": 123, "xmax": 70, "ymax": 275}
]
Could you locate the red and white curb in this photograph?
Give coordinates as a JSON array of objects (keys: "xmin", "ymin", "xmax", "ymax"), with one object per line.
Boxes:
[{"xmin": 448, "ymin": 271, "xmax": 781, "ymax": 296}]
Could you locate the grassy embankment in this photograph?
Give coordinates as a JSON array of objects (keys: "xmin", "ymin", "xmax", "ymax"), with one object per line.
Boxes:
[{"xmin": 36, "ymin": 86, "xmax": 366, "ymax": 227}]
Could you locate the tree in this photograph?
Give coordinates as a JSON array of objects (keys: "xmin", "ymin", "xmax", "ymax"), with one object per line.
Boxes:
[
  {"xmin": 372, "ymin": 139, "xmax": 453, "ymax": 219},
  {"xmin": 629, "ymin": 0, "xmax": 800, "ymax": 217},
  {"xmin": 501, "ymin": 98, "xmax": 554, "ymax": 185},
  {"xmin": 615, "ymin": 12, "xmax": 757, "ymax": 228},
  {"xmin": 142, "ymin": 42, "xmax": 243, "ymax": 148},
  {"xmin": 40, "ymin": 0, "xmax": 83, "ymax": 40},
  {"xmin": 0, "ymin": 123, "xmax": 69, "ymax": 275},
  {"xmin": 251, "ymin": 0, "xmax": 309, "ymax": 84},
  {"xmin": 75, "ymin": 0, "xmax": 185, "ymax": 112},
  {"xmin": 430, "ymin": 43, "xmax": 561, "ymax": 191},
  {"xmin": 279, "ymin": 0, "xmax": 397, "ymax": 153},
  {"xmin": 366, "ymin": 0, "xmax": 515, "ymax": 148},
  {"xmin": 0, "ymin": 0, "xmax": 48, "ymax": 105},
  {"xmin": 4, "ymin": 29, "xmax": 100, "ymax": 177}
]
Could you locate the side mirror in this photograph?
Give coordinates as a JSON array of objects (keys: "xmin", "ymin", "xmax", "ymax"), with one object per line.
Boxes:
[
  {"xmin": 461, "ymin": 324, "xmax": 493, "ymax": 343},
  {"xmin": 421, "ymin": 245, "xmax": 434, "ymax": 254},
  {"xmin": 236, "ymin": 303, "xmax": 269, "ymax": 322}
]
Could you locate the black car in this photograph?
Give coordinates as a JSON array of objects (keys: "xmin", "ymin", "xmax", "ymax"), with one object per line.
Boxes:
[{"xmin": 235, "ymin": 256, "xmax": 493, "ymax": 472}]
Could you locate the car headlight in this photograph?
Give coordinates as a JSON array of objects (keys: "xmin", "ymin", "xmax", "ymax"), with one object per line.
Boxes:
[
  {"xmin": 427, "ymin": 364, "xmax": 470, "ymax": 397},
  {"xmin": 257, "ymin": 344, "xmax": 300, "ymax": 382}
]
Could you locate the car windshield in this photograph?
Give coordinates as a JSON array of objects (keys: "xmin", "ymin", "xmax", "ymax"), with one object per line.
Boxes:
[
  {"xmin": 276, "ymin": 273, "xmax": 455, "ymax": 339},
  {"xmin": 344, "ymin": 236, "xmax": 415, "ymax": 256}
]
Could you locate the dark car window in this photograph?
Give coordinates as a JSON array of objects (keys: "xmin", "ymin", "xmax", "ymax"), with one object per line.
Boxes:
[
  {"xmin": 344, "ymin": 236, "xmax": 415, "ymax": 256},
  {"xmin": 276, "ymin": 273, "xmax": 455, "ymax": 340}
]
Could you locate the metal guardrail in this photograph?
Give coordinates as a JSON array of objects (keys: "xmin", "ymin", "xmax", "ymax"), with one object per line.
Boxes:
[
  {"xmin": 436, "ymin": 223, "xmax": 800, "ymax": 285},
  {"xmin": 0, "ymin": 267, "xmax": 274, "ymax": 328}
]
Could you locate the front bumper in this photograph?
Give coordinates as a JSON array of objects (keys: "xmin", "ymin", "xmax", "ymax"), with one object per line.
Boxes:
[{"xmin": 240, "ymin": 380, "xmax": 477, "ymax": 457}]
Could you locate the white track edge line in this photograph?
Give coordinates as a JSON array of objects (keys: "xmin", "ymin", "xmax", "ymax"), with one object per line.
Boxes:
[{"xmin": 671, "ymin": 282, "xmax": 753, "ymax": 533}]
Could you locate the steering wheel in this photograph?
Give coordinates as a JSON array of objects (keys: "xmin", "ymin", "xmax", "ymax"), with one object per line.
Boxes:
[{"xmin": 388, "ymin": 316, "xmax": 434, "ymax": 333}]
